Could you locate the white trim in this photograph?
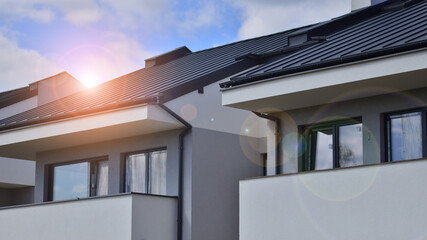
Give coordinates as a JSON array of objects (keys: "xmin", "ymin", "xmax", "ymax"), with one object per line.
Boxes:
[
  {"xmin": 222, "ymin": 49, "xmax": 427, "ymax": 109},
  {"xmin": 0, "ymin": 104, "xmax": 183, "ymax": 159}
]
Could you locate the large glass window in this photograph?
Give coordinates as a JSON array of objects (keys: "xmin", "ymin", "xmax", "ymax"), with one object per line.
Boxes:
[
  {"xmin": 125, "ymin": 149, "xmax": 167, "ymax": 195},
  {"xmin": 386, "ymin": 111, "xmax": 425, "ymax": 162},
  {"xmin": 51, "ymin": 159, "xmax": 108, "ymax": 201},
  {"xmin": 304, "ymin": 119, "xmax": 363, "ymax": 171}
]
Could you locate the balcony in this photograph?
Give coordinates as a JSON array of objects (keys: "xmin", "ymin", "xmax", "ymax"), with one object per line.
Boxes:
[
  {"xmin": 240, "ymin": 159, "xmax": 427, "ymax": 240},
  {"xmin": 0, "ymin": 193, "xmax": 177, "ymax": 240}
]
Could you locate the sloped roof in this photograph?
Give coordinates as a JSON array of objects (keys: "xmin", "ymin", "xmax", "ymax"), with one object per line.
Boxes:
[
  {"xmin": 0, "ymin": 29, "xmax": 296, "ymax": 130},
  {"xmin": 220, "ymin": 0, "xmax": 427, "ymax": 88}
]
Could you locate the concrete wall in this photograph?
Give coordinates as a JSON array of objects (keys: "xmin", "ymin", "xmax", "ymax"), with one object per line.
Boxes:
[
  {"xmin": 132, "ymin": 194, "xmax": 177, "ymax": 240},
  {"xmin": 0, "ymin": 187, "xmax": 35, "ymax": 207},
  {"xmin": 240, "ymin": 159, "xmax": 427, "ymax": 240},
  {"xmin": 0, "ymin": 194, "xmax": 176, "ymax": 240},
  {"xmin": 191, "ymin": 127, "xmax": 264, "ymax": 240},
  {"xmin": 0, "ymin": 158, "xmax": 35, "ymax": 187},
  {"xmin": 37, "ymin": 72, "xmax": 85, "ymax": 106},
  {"xmin": 275, "ymin": 86, "xmax": 427, "ymax": 174},
  {"xmin": 35, "ymin": 129, "xmax": 181, "ymax": 203},
  {"xmin": 0, "ymin": 194, "xmax": 132, "ymax": 240}
]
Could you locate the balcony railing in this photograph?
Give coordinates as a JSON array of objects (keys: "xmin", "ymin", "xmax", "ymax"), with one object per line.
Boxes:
[
  {"xmin": 240, "ymin": 159, "xmax": 427, "ymax": 240},
  {"xmin": 0, "ymin": 193, "xmax": 177, "ymax": 240}
]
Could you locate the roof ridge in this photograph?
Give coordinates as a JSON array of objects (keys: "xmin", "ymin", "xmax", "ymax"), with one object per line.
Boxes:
[{"xmin": 191, "ymin": 22, "xmax": 321, "ymax": 54}]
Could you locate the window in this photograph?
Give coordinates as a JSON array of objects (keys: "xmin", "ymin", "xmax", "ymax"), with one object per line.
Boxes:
[
  {"xmin": 125, "ymin": 149, "xmax": 167, "ymax": 195},
  {"xmin": 302, "ymin": 119, "xmax": 363, "ymax": 171},
  {"xmin": 50, "ymin": 158, "xmax": 108, "ymax": 201},
  {"xmin": 386, "ymin": 110, "xmax": 427, "ymax": 162}
]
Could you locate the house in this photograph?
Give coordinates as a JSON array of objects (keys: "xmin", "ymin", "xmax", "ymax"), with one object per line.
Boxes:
[
  {"xmin": 1, "ymin": 0, "xmax": 425, "ymax": 239},
  {"xmin": 0, "ymin": 72, "xmax": 85, "ymax": 207},
  {"xmin": 0, "ymin": 35, "xmax": 296, "ymax": 239},
  {"xmin": 219, "ymin": 0, "xmax": 427, "ymax": 239}
]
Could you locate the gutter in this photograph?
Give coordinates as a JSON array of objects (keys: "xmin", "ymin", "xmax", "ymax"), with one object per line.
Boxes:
[
  {"xmin": 252, "ymin": 111, "xmax": 281, "ymax": 174},
  {"xmin": 156, "ymin": 97, "xmax": 192, "ymax": 240}
]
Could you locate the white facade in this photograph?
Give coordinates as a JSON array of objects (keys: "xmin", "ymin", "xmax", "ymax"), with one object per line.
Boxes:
[
  {"xmin": 240, "ymin": 159, "xmax": 427, "ymax": 240},
  {"xmin": 0, "ymin": 194, "xmax": 177, "ymax": 240}
]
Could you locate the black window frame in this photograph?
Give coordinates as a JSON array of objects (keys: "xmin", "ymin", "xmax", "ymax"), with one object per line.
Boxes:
[
  {"xmin": 123, "ymin": 147, "xmax": 167, "ymax": 195},
  {"xmin": 300, "ymin": 117, "xmax": 363, "ymax": 171},
  {"xmin": 46, "ymin": 156, "xmax": 108, "ymax": 202},
  {"xmin": 384, "ymin": 108, "xmax": 427, "ymax": 162}
]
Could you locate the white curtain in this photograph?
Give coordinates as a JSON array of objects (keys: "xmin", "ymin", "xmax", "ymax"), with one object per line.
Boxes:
[
  {"xmin": 126, "ymin": 153, "xmax": 147, "ymax": 193},
  {"xmin": 149, "ymin": 150, "xmax": 167, "ymax": 195},
  {"xmin": 96, "ymin": 161, "xmax": 109, "ymax": 196}
]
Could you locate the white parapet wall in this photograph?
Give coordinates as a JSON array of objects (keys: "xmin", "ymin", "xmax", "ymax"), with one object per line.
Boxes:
[
  {"xmin": 0, "ymin": 193, "xmax": 177, "ymax": 240},
  {"xmin": 240, "ymin": 159, "xmax": 427, "ymax": 240}
]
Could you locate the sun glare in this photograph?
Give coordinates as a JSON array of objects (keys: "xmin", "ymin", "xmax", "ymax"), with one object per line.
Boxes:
[{"xmin": 80, "ymin": 73, "xmax": 100, "ymax": 88}]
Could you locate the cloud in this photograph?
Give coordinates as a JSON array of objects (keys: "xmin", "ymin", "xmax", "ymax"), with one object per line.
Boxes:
[
  {"xmin": 0, "ymin": 31, "xmax": 61, "ymax": 91},
  {"xmin": 0, "ymin": 0, "xmax": 54, "ymax": 23},
  {"xmin": 175, "ymin": 1, "xmax": 222, "ymax": 37},
  {"xmin": 98, "ymin": 0, "xmax": 170, "ymax": 29},
  {"xmin": 0, "ymin": 0, "xmax": 101, "ymax": 25},
  {"xmin": 232, "ymin": 0, "xmax": 350, "ymax": 39}
]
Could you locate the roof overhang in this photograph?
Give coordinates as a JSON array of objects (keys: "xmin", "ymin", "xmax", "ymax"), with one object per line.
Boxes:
[
  {"xmin": 222, "ymin": 49, "xmax": 427, "ymax": 112},
  {"xmin": 0, "ymin": 104, "xmax": 184, "ymax": 160}
]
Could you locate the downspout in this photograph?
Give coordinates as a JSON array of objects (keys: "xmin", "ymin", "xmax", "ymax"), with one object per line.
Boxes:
[
  {"xmin": 252, "ymin": 112, "xmax": 281, "ymax": 175},
  {"xmin": 156, "ymin": 97, "xmax": 192, "ymax": 240}
]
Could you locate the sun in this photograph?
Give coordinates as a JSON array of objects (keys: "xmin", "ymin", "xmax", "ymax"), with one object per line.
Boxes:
[{"xmin": 79, "ymin": 72, "xmax": 100, "ymax": 88}]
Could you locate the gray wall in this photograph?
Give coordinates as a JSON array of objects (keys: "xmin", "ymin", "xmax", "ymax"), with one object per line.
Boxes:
[
  {"xmin": 35, "ymin": 129, "xmax": 181, "ymax": 203},
  {"xmin": 190, "ymin": 127, "xmax": 263, "ymax": 240},
  {"xmin": 275, "ymin": 86, "xmax": 427, "ymax": 173}
]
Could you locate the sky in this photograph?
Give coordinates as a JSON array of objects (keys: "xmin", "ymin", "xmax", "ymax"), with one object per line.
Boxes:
[{"xmin": 0, "ymin": 0, "xmax": 350, "ymax": 92}]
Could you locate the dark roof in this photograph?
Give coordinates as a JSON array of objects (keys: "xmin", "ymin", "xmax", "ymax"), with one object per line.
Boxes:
[
  {"xmin": 0, "ymin": 28, "xmax": 298, "ymax": 130},
  {"xmin": 220, "ymin": 0, "xmax": 427, "ymax": 88}
]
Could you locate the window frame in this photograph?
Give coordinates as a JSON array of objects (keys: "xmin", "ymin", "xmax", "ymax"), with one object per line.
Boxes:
[
  {"xmin": 300, "ymin": 117, "xmax": 363, "ymax": 171},
  {"xmin": 123, "ymin": 147, "xmax": 167, "ymax": 195},
  {"xmin": 384, "ymin": 108, "xmax": 427, "ymax": 162},
  {"xmin": 46, "ymin": 156, "xmax": 108, "ymax": 202}
]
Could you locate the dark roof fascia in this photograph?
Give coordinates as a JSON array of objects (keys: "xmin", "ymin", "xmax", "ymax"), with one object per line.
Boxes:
[
  {"xmin": 0, "ymin": 87, "xmax": 38, "ymax": 109},
  {"xmin": 220, "ymin": 40, "xmax": 427, "ymax": 89}
]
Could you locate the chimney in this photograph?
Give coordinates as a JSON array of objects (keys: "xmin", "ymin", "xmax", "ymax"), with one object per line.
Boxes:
[
  {"xmin": 351, "ymin": 0, "xmax": 388, "ymax": 11},
  {"xmin": 32, "ymin": 72, "xmax": 86, "ymax": 106},
  {"xmin": 145, "ymin": 46, "xmax": 192, "ymax": 68}
]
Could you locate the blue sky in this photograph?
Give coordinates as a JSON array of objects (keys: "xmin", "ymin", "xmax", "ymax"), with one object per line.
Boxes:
[{"xmin": 0, "ymin": 0, "xmax": 349, "ymax": 91}]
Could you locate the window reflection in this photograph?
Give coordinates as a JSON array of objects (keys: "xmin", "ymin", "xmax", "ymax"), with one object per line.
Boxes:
[
  {"xmin": 307, "ymin": 120, "xmax": 363, "ymax": 171},
  {"xmin": 339, "ymin": 123, "xmax": 363, "ymax": 167},
  {"xmin": 389, "ymin": 112, "xmax": 422, "ymax": 161},
  {"xmin": 53, "ymin": 162, "xmax": 89, "ymax": 201}
]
